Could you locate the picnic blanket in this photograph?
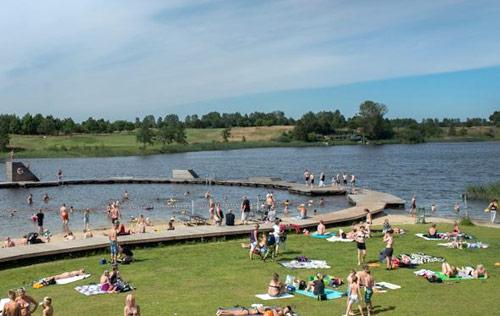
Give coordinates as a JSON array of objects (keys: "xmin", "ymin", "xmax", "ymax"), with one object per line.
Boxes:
[
  {"xmin": 56, "ymin": 274, "xmax": 91, "ymax": 285},
  {"xmin": 279, "ymin": 260, "xmax": 330, "ymax": 269},
  {"xmin": 311, "ymin": 232, "xmax": 334, "ymax": 239},
  {"xmin": 326, "ymin": 236, "xmax": 354, "ymax": 243},
  {"xmin": 399, "ymin": 253, "xmax": 445, "ymax": 265},
  {"xmin": 0, "ymin": 298, "xmax": 9, "ymax": 312},
  {"xmin": 74, "ymin": 284, "xmax": 107, "ymax": 296},
  {"xmin": 374, "ymin": 282, "xmax": 401, "ymax": 290},
  {"xmin": 255, "ymin": 293, "xmax": 294, "ymax": 300},
  {"xmin": 438, "ymin": 242, "xmax": 489, "ymax": 249},
  {"xmin": 294, "ymin": 288, "xmax": 343, "ymax": 300}
]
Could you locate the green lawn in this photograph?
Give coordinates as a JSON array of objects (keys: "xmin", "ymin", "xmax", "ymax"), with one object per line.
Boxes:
[{"xmin": 0, "ymin": 223, "xmax": 498, "ymax": 315}]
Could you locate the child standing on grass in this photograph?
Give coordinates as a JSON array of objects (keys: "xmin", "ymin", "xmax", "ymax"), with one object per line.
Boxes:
[{"xmin": 344, "ymin": 275, "xmax": 364, "ymax": 316}]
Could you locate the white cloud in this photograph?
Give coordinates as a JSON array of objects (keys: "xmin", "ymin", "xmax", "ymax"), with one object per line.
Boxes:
[{"xmin": 0, "ymin": 0, "xmax": 499, "ymax": 119}]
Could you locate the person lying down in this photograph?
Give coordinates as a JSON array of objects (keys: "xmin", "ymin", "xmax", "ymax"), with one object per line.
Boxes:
[{"xmin": 216, "ymin": 305, "xmax": 295, "ymax": 316}]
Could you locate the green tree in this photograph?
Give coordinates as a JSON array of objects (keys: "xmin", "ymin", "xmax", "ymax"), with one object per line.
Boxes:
[
  {"xmin": 358, "ymin": 101, "xmax": 393, "ymax": 140},
  {"xmin": 0, "ymin": 128, "xmax": 9, "ymax": 151},
  {"xmin": 159, "ymin": 114, "xmax": 186, "ymax": 145},
  {"xmin": 136, "ymin": 118, "xmax": 154, "ymax": 149},
  {"xmin": 222, "ymin": 127, "xmax": 232, "ymax": 142},
  {"xmin": 489, "ymin": 111, "xmax": 500, "ymax": 126}
]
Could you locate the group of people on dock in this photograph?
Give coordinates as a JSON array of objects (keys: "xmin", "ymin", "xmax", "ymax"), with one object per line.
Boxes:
[{"xmin": 303, "ymin": 170, "xmax": 356, "ymax": 188}]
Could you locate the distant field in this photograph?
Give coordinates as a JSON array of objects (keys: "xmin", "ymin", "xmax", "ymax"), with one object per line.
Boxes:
[{"xmin": 6, "ymin": 126, "xmax": 297, "ymax": 158}]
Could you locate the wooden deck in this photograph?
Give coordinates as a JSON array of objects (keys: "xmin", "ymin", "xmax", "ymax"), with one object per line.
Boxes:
[
  {"xmin": 0, "ymin": 176, "xmax": 347, "ymax": 196},
  {"xmin": 0, "ymin": 187, "xmax": 404, "ymax": 264}
]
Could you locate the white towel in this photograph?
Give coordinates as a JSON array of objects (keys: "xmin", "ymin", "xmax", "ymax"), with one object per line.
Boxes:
[
  {"xmin": 56, "ymin": 274, "xmax": 91, "ymax": 285},
  {"xmin": 255, "ymin": 293, "xmax": 294, "ymax": 300},
  {"xmin": 375, "ymin": 282, "xmax": 401, "ymax": 290},
  {"xmin": 326, "ymin": 236, "xmax": 354, "ymax": 242}
]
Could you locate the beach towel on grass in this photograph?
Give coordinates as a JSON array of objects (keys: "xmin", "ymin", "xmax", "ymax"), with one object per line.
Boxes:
[
  {"xmin": 311, "ymin": 232, "xmax": 335, "ymax": 239},
  {"xmin": 74, "ymin": 284, "xmax": 107, "ymax": 296},
  {"xmin": 438, "ymin": 242, "xmax": 489, "ymax": 249},
  {"xmin": 415, "ymin": 233, "xmax": 442, "ymax": 241},
  {"xmin": 374, "ymin": 282, "xmax": 401, "ymax": 290},
  {"xmin": 279, "ymin": 260, "xmax": 330, "ymax": 269},
  {"xmin": 399, "ymin": 253, "xmax": 445, "ymax": 265},
  {"xmin": 295, "ymin": 288, "xmax": 343, "ymax": 300},
  {"xmin": 255, "ymin": 293, "xmax": 294, "ymax": 300},
  {"xmin": 326, "ymin": 236, "xmax": 354, "ymax": 243},
  {"xmin": 56, "ymin": 274, "xmax": 91, "ymax": 285}
]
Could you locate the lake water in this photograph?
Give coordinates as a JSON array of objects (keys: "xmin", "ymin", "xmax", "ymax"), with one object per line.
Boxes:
[{"xmin": 0, "ymin": 141, "xmax": 498, "ymax": 238}]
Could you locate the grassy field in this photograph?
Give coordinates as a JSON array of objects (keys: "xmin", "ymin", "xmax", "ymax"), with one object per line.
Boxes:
[
  {"xmin": 0, "ymin": 223, "xmax": 498, "ymax": 315},
  {"xmin": 3, "ymin": 125, "xmax": 499, "ymax": 159},
  {"xmin": 5, "ymin": 126, "xmax": 298, "ymax": 158}
]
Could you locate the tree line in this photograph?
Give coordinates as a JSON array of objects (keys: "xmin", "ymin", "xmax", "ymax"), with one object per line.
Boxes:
[{"xmin": 0, "ymin": 105, "xmax": 498, "ymax": 150}]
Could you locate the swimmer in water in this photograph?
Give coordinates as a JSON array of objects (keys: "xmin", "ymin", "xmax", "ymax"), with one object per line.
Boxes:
[
  {"xmin": 123, "ymin": 191, "xmax": 129, "ymax": 200},
  {"xmin": 27, "ymin": 194, "xmax": 33, "ymax": 205},
  {"xmin": 43, "ymin": 193, "xmax": 50, "ymax": 203}
]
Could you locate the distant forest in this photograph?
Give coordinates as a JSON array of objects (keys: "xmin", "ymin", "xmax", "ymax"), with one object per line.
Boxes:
[{"xmin": 0, "ymin": 101, "xmax": 499, "ymax": 150}]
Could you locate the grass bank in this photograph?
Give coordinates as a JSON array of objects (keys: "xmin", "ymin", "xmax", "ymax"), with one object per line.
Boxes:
[
  {"xmin": 2, "ymin": 125, "xmax": 499, "ymax": 159},
  {"xmin": 467, "ymin": 182, "xmax": 500, "ymax": 201},
  {"xmin": 0, "ymin": 223, "xmax": 498, "ymax": 315}
]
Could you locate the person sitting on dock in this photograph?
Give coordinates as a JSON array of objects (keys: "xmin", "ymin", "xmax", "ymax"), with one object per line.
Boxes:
[
  {"xmin": 317, "ymin": 220, "xmax": 326, "ymax": 235},
  {"xmin": 167, "ymin": 217, "xmax": 175, "ymax": 230},
  {"xmin": 3, "ymin": 236, "xmax": 16, "ymax": 248},
  {"xmin": 64, "ymin": 231, "xmax": 75, "ymax": 240},
  {"xmin": 225, "ymin": 210, "xmax": 235, "ymax": 226},
  {"xmin": 83, "ymin": 229, "xmax": 93, "ymax": 238}
]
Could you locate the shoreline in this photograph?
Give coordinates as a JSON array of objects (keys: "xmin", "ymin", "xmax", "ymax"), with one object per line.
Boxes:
[
  {"xmin": 2, "ymin": 138, "xmax": 499, "ymax": 160},
  {"xmin": 6, "ymin": 212, "xmax": 498, "ymax": 249}
]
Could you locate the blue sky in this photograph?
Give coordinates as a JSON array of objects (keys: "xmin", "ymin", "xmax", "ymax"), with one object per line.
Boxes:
[{"xmin": 0, "ymin": 0, "xmax": 499, "ymax": 121}]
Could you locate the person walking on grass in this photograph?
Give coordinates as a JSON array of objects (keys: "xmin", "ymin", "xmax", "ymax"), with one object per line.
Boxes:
[
  {"xmin": 344, "ymin": 275, "xmax": 364, "ymax": 316},
  {"xmin": 355, "ymin": 226, "xmax": 367, "ymax": 266},
  {"xmin": 383, "ymin": 229, "xmax": 394, "ymax": 270},
  {"xmin": 487, "ymin": 199, "xmax": 498, "ymax": 223}
]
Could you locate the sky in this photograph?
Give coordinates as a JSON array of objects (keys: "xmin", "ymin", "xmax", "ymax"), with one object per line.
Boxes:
[{"xmin": 0, "ymin": 0, "xmax": 499, "ymax": 121}]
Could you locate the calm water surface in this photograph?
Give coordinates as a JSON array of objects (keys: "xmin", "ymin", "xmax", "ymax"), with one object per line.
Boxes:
[{"xmin": 0, "ymin": 142, "xmax": 498, "ymax": 238}]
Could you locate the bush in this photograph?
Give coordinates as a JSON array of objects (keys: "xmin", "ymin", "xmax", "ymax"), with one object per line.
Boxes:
[{"xmin": 459, "ymin": 216, "xmax": 475, "ymax": 226}]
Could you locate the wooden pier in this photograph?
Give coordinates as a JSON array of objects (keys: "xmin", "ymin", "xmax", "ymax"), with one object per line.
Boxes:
[{"xmin": 0, "ymin": 176, "xmax": 346, "ymax": 196}]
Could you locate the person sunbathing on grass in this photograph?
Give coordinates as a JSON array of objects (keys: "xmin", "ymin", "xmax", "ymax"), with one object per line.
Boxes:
[
  {"xmin": 100, "ymin": 270, "xmax": 117, "ymax": 293},
  {"xmin": 441, "ymin": 262, "xmax": 458, "ymax": 277},
  {"xmin": 427, "ymin": 224, "xmax": 439, "ymax": 238},
  {"xmin": 42, "ymin": 269, "xmax": 86, "ymax": 283},
  {"xmin": 216, "ymin": 305, "xmax": 294, "ymax": 316},
  {"xmin": 268, "ymin": 273, "xmax": 286, "ymax": 297}
]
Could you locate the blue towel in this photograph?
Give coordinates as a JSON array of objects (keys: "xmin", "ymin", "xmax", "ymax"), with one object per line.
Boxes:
[
  {"xmin": 311, "ymin": 232, "xmax": 335, "ymax": 239},
  {"xmin": 295, "ymin": 288, "xmax": 343, "ymax": 300}
]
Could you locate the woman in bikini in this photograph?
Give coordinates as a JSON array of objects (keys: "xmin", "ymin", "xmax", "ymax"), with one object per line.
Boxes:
[
  {"xmin": 124, "ymin": 294, "xmax": 140, "ymax": 316},
  {"xmin": 15, "ymin": 288, "xmax": 38, "ymax": 316},
  {"xmin": 216, "ymin": 305, "xmax": 293, "ymax": 316},
  {"xmin": 267, "ymin": 273, "xmax": 285, "ymax": 297}
]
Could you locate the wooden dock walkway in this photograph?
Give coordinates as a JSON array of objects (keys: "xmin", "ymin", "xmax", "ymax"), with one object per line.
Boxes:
[
  {"xmin": 0, "ymin": 176, "xmax": 346, "ymax": 196},
  {"xmin": 0, "ymin": 187, "xmax": 404, "ymax": 264}
]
